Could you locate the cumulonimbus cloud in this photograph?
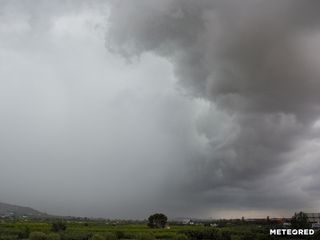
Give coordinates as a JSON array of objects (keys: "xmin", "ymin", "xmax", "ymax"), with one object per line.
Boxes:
[{"xmin": 107, "ymin": 0, "xmax": 320, "ymax": 216}]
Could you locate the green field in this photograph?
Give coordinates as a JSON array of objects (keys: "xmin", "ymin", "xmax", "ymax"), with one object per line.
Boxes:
[{"xmin": 0, "ymin": 219, "xmax": 317, "ymax": 240}]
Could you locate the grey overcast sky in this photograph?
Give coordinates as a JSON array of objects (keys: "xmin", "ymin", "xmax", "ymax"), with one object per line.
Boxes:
[{"xmin": 1, "ymin": 0, "xmax": 320, "ymax": 219}]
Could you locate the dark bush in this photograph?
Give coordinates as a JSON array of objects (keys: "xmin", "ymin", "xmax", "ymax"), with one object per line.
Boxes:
[
  {"xmin": 173, "ymin": 234, "xmax": 188, "ymax": 240},
  {"xmin": 122, "ymin": 232, "xmax": 136, "ymax": 239},
  {"xmin": 220, "ymin": 231, "xmax": 231, "ymax": 240},
  {"xmin": 51, "ymin": 221, "xmax": 67, "ymax": 232},
  {"xmin": 0, "ymin": 236, "xmax": 18, "ymax": 240},
  {"xmin": 181, "ymin": 228, "xmax": 220, "ymax": 240},
  {"xmin": 240, "ymin": 233, "xmax": 256, "ymax": 240},
  {"xmin": 29, "ymin": 232, "xmax": 47, "ymax": 240},
  {"xmin": 17, "ymin": 226, "xmax": 30, "ymax": 238},
  {"xmin": 103, "ymin": 232, "xmax": 117, "ymax": 240},
  {"xmin": 47, "ymin": 233, "xmax": 61, "ymax": 240},
  {"xmin": 89, "ymin": 234, "xmax": 104, "ymax": 240},
  {"xmin": 60, "ymin": 232, "xmax": 92, "ymax": 240},
  {"xmin": 135, "ymin": 233, "xmax": 155, "ymax": 240},
  {"xmin": 115, "ymin": 231, "xmax": 124, "ymax": 239}
]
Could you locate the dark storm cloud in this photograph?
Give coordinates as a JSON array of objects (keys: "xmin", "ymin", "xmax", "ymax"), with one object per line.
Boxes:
[
  {"xmin": 2, "ymin": 0, "xmax": 320, "ymax": 219},
  {"xmin": 107, "ymin": 0, "xmax": 320, "ymax": 215}
]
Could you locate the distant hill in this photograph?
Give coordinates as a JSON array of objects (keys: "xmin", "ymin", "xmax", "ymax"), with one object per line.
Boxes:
[{"xmin": 0, "ymin": 202, "xmax": 49, "ymax": 218}]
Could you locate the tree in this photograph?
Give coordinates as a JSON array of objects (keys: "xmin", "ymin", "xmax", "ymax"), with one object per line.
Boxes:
[
  {"xmin": 291, "ymin": 212, "xmax": 311, "ymax": 229},
  {"xmin": 147, "ymin": 213, "xmax": 168, "ymax": 228}
]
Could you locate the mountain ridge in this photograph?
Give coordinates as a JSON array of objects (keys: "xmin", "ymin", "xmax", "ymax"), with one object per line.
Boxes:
[{"xmin": 0, "ymin": 202, "xmax": 49, "ymax": 218}]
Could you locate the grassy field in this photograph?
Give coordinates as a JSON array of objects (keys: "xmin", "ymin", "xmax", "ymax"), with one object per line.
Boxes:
[{"xmin": 0, "ymin": 219, "xmax": 316, "ymax": 240}]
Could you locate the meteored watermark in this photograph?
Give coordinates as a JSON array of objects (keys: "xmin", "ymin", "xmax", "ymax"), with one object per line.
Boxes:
[{"xmin": 270, "ymin": 229, "xmax": 315, "ymax": 236}]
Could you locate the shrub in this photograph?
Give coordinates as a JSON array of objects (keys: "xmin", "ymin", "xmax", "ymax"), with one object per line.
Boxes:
[
  {"xmin": 90, "ymin": 234, "xmax": 104, "ymax": 240},
  {"xmin": 122, "ymin": 232, "xmax": 135, "ymax": 239},
  {"xmin": 181, "ymin": 228, "xmax": 219, "ymax": 240},
  {"xmin": 51, "ymin": 222, "xmax": 67, "ymax": 232},
  {"xmin": 114, "ymin": 231, "xmax": 124, "ymax": 239},
  {"xmin": 220, "ymin": 231, "xmax": 231, "ymax": 240},
  {"xmin": 173, "ymin": 234, "xmax": 188, "ymax": 240},
  {"xmin": 47, "ymin": 233, "xmax": 61, "ymax": 240},
  {"xmin": 29, "ymin": 232, "xmax": 47, "ymax": 240},
  {"xmin": 103, "ymin": 233, "xmax": 117, "ymax": 240},
  {"xmin": 240, "ymin": 233, "xmax": 256, "ymax": 240},
  {"xmin": 0, "ymin": 236, "xmax": 18, "ymax": 240},
  {"xmin": 18, "ymin": 226, "xmax": 30, "ymax": 239},
  {"xmin": 135, "ymin": 233, "xmax": 155, "ymax": 240},
  {"xmin": 60, "ymin": 232, "xmax": 91, "ymax": 240}
]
